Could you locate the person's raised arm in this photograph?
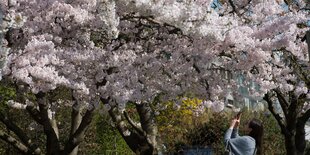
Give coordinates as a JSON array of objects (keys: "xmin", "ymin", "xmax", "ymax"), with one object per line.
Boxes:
[
  {"xmin": 232, "ymin": 113, "xmax": 241, "ymax": 138},
  {"xmin": 224, "ymin": 115, "xmax": 240, "ymax": 142}
]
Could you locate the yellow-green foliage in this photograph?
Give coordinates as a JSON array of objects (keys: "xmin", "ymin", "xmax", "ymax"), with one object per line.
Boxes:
[
  {"xmin": 179, "ymin": 98, "xmax": 203, "ymax": 115},
  {"xmin": 157, "ymin": 98, "xmax": 205, "ymax": 152},
  {"xmin": 157, "ymin": 98, "xmax": 203, "ymax": 129}
]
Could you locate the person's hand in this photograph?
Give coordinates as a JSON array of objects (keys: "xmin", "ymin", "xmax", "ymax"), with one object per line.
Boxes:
[
  {"xmin": 234, "ymin": 118, "xmax": 240, "ymax": 129},
  {"xmin": 230, "ymin": 113, "xmax": 241, "ymax": 129}
]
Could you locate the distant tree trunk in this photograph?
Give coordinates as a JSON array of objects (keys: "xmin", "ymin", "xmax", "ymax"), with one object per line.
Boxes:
[{"xmin": 102, "ymin": 98, "xmax": 159, "ymax": 155}]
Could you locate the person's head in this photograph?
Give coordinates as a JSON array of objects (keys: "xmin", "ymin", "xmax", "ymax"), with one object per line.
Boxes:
[{"xmin": 247, "ymin": 118, "xmax": 263, "ymax": 154}]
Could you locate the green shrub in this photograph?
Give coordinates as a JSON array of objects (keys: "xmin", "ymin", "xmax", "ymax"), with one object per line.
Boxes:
[{"xmin": 184, "ymin": 112, "xmax": 229, "ymax": 154}]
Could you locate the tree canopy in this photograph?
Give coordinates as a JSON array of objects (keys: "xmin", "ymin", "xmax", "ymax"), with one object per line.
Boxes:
[{"xmin": 0, "ymin": 0, "xmax": 309, "ymax": 154}]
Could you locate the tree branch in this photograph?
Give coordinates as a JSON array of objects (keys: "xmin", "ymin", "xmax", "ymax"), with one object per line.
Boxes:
[
  {"xmin": 100, "ymin": 98, "xmax": 154, "ymax": 154},
  {"xmin": 62, "ymin": 107, "xmax": 95, "ymax": 154},
  {"xmin": 26, "ymin": 103, "xmax": 44, "ymax": 125},
  {"xmin": 307, "ymin": 30, "xmax": 310, "ymax": 63},
  {"xmin": 283, "ymin": 50, "xmax": 310, "ymax": 88},
  {"xmin": 101, "ymin": 98, "xmax": 127, "ymax": 137},
  {"xmin": 105, "ymin": 101, "xmax": 147, "ymax": 154},
  {"xmin": 274, "ymin": 89, "xmax": 289, "ymax": 116},
  {"xmin": 123, "ymin": 110, "xmax": 144, "ymax": 135},
  {"xmin": 288, "ymin": 92, "xmax": 298, "ymax": 117},
  {"xmin": 70, "ymin": 102, "xmax": 82, "ymax": 137},
  {"xmin": 106, "ymin": 103, "xmax": 127, "ymax": 136},
  {"xmin": 263, "ymin": 93, "xmax": 287, "ymax": 134},
  {"xmin": 228, "ymin": 0, "xmax": 240, "ymax": 15},
  {"xmin": 135, "ymin": 102, "xmax": 158, "ymax": 149},
  {"xmin": 66, "ymin": 92, "xmax": 83, "ymax": 155},
  {"xmin": 11, "ymin": 81, "xmax": 44, "ymax": 125},
  {"xmin": 0, "ymin": 129, "xmax": 29, "ymax": 154},
  {"xmin": 121, "ymin": 14, "xmax": 183, "ymax": 35},
  {"xmin": 0, "ymin": 112, "xmax": 41, "ymax": 154},
  {"xmin": 299, "ymin": 108, "xmax": 310, "ymax": 124},
  {"xmin": 35, "ymin": 92, "xmax": 60, "ymax": 155}
]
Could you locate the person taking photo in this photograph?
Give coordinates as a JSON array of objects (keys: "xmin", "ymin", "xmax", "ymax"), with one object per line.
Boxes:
[{"xmin": 224, "ymin": 112, "xmax": 263, "ymax": 155}]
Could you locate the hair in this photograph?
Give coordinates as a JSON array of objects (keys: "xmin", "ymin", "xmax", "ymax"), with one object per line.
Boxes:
[{"xmin": 248, "ymin": 118, "xmax": 264, "ymax": 155}]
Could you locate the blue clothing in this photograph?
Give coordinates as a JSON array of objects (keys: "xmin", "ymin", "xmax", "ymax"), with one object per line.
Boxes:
[{"xmin": 224, "ymin": 129, "xmax": 256, "ymax": 155}]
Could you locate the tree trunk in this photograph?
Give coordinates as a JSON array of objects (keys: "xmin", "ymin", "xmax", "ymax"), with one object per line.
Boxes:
[
  {"xmin": 295, "ymin": 120, "xmax": 306, "ymax": 155},
  {"xmin": 45, "ymin": 132, "xmax": 60, "ymax": 155},
  {"xmin": 108, "ymin": 108, "xmax": 152, "ymax": 154},
  {"xmin": 136, "ymin": 102, "xmax": 158, "ymax": 154},
  {"xmin": 264, "ymin": 93, "xmax": 303, "ymax": 155},
  {"xmin": 36, "ymin": 92, "xmax": 61, "ymax": 155},
  {"xmin": 284, "ymin": 134, "xmax": 297, "ymax": 155},
  {"xmin": 0, "ymin": 129, "xmax": 29, "ymax": 154},
  {"xmin": 68, "ymin": 103, "xmax": 82, "ymax": 155},
  {"xmin": 62, "ymin": 107, "xmax": 94, "ymax": 155},
  {"xmin": 104, "ymin": 98, "xmax": 159, "ymax": 155},
  {"xmin": 120, "ymin": 129, "xmax": 154, "ymax": 155}
]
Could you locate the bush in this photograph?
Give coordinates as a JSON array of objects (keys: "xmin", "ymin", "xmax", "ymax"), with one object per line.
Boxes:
[
  {"xmin": 184, "ymin": 112, "xmax": 229, "ymax": 154},
  {"xmin": 156, "ymin": 98, "xmax": 205, "ymax": 153}
]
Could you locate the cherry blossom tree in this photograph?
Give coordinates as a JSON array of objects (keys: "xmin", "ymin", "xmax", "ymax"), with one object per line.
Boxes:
[
  {"xmin": 1, "ymin": 0, "xmax": 225, "ymax": 154},
  {"xmin": 0, "ymin": 0, "xmax": 114, "ymax": 154},
  {"xmin": 0, "ymin": 0, "xmax": 309, "ymax": 155},
  {"xmin": 113, "ymin": 0, "xmax": 309, "ymax": 154},
  {"xmin": 115, "ymin": 1, "xmax": 309, "ymax": 154}
]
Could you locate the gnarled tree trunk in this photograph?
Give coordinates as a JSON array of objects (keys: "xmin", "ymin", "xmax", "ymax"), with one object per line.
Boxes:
[
  {"xmin": 0, "ymin": 85, "xmax": 95, "ymax": 155},
  {"xmin": 264, "ymin": 91, "xmax": 309, "ymax": 155},
  {"xmin": 103, "ymin": 98, "xmax": 159, "ymax": 155}
]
